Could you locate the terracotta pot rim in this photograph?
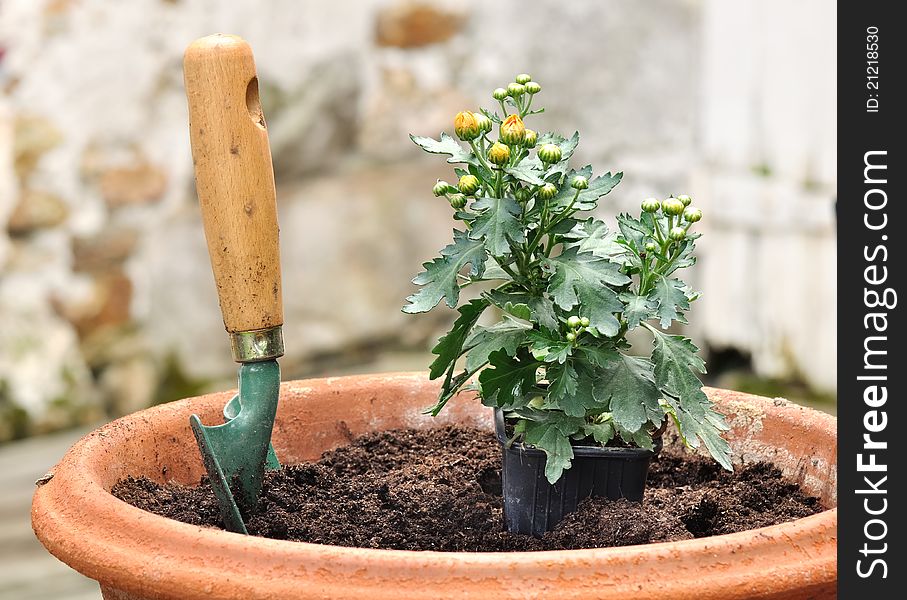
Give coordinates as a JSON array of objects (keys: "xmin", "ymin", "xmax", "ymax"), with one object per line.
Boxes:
[{"xmin": 32, "ymin": 371, "xmax": 837, "ymax": 598}]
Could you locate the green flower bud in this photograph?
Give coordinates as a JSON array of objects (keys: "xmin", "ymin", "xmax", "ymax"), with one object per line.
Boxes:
[
  {"xmin": 449, "ymin": 193, "xmax": 467, "ymax": 209},
  {"xmin": 487, "ymin": 142, "xmax": 511, "ymax": 166},
  {"xmin": 683, "ymin": 207, "xmax": 702, "ymax": 223},
  {"xmin": 500, "ymin": 114, "xmax": 526, "ymax": 145},
  {"xmin": 454, "ymin": 111, "xmax": 481, "ymax": 141},
  {"xmin": 515, "ymin": 186, "xmax": 532, "ymax": 202},
  {"xmin": 641, "ymin": 197, "xmax": 661, "ymax": 213},
  {"xmin": 567, "ymin": 315, "xmax": 582, "ymax": 328},
  {"xmin": 645, "ymin": 241, "xmax": 657, "ymax": 253},
  {"xmin": 528, "ymin": 395, "xmax": 545, "ymax": 409},
  {"xmin": 507, "ymin": 82, "xmax": 526, "ymax": 97},
  {"xmin": 538, "ymin": 143, "xmax": 562, "ymax": 164},
  {"xmin": 515, "ymin": 73, "xmax": 532, "ymax": 85},
  {"xmin": 537, "ymin": 183, "xmax": 558, "ymax": 200},
  {"xmin": 458, "ymin": 174, "xmax": 480, "ymax": 195},
  {"xmin": 524, "ymin": 81, "xmax": 541, "ymax": 95},
  {"xmin": 566, "ymin": 331, "xmax": 577, "ymax": 342},
  {"xmin": 474, "ymin": 112, "xmax": 493, "ymax": 135},
  {"xmin": 580, "ymin": 316, "xmax": 590, "ymax": 328},
  {"xmin": 669, "ymin": 226, "xmax": 687, "ymax": 241},
  {"xmin": 492, "ymin": 87, "xmax": 509, "ymax": 101},
  {"xmin": 571, "ymin": 176, "xmax": 589, "ymax": 190},
  {"xmin": 677, "ymin": 194, "xmax": 692, "ymax": 207},
  {"xmin": 662, "ymin": 197, "xmax": 685, "ymax": 216},
  {"xmin": 433, "ymin": 180, "xmax": 452, "ymax": 197},
  {"xmin": 522, "ymin": 128, "xmax": 538, "ymax": 148}
]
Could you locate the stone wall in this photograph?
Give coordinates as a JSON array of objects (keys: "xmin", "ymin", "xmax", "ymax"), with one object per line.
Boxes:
[{"xmin": 0, "ymin": 0, "xmax": 836, "ymax": 440}]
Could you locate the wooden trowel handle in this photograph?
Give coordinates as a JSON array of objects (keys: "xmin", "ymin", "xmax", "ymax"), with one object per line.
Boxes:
[{"xmin": 184, "ymin": 35, "xmax": 283, "ymax": 354}]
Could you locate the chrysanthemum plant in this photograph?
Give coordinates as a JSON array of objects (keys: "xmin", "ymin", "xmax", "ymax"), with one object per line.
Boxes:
[{"xmin": 404, "ymin": 74, "xmax": 733, "ymax": 483}]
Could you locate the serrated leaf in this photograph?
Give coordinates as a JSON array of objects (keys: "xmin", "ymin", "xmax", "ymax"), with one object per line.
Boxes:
[
  {"xmin": 579, "ymin": 345, "xmax": 619, "ymax": 368},
  {"xmin": 662, "ymin": 238, "xmax": 698, "ymax": 276},
  {"xmin": 486, "ymin": 289, "xmax": 560, "ymax": 333},
  {"xmin": 547, "ymin": 361, "xmax": 579, "ymax": 412},
  {"xmin": 594, "ymin": 352, "xmax": 662, "ymax": 432},
  {"xmin": 649, "ymin": 275, "xmax": 690, "ymax": 328},
  {"xmin": 527, "ymin": 330, "xmax": 572, "ymax": 364},
  {"xmin": 504, "ymin": 163, "xmax": 548, "ymax": 186},
  {"xmin": 522, "ymin": 418, "xmax": 581, "ymax": 483},
  {"xmin": 403, "ymin": 230, "xmax": 486, "ymax": 313},
  {"xmin": 428, "ymin": 298, "xmax": 489, "ymax": 379},
  {"xmin": 424, "ymin": 368, "xmax": 476, "ymax": 416},
  {"xmin": 649, "ymin": 328, "xmax": 733, "ymax": 470},
  {"xmin": 564, "ymin": 218, "xmax": 625, "ymax": 261},
  {"xmin": 549, "ymin": 166, "xmax": 623, "ymax": 212},
  {"xmin": 410, "ymin": 133, "xmax": 478, "ymax": 166},
  {"xmin": 502, "ymin": 302, "xmax": 531, "ymax": 321},
  {"xmin": 582, "ymin": 419, "xmax": 615, "ymax": 445},
  {"xmin": 464, "ymin": 314, "xmax": 533, "ymax": 372},
  {"xmin": 528, "ymin": 295, "xmax": 559, "ymax": 332},
  {"xmin": 468, "ymin": 196, "xmax": 526, "ymax": 257},
  {"xmin": 616, "ymin": 213, "xmax": 654, "ymax": 251},
  {"xmin": 621, "ymin": 293, "xmax": 655, "ymax": 330},
  {"xmin": 557, "ymin": 360, "xmax": 605, "ymax": 417},
  {"xmin": 478, "ymin": 350, "xmax": 540, "ymax": 408},
  {"xmin": 544, "ymin": 248, "xmax": 629, "ymax": 336}
]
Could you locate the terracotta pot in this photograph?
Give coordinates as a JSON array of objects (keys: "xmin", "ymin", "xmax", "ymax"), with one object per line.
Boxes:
[{"xmin": 32, "ymin": 372, "xmax": 837, "ymax": 600}]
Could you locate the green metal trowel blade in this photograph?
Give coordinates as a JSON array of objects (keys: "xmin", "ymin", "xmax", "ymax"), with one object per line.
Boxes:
[
  {"xmin": 224, "ymin": 393, "xmax": 280, "ymax": 469},
  {"xmin": 190, "ymin": 360, "xmax": 280, "ymax": 534}
]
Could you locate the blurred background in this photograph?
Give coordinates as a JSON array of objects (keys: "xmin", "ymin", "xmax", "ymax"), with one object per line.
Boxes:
[{"xmin": 0, "ymin": 0, "xmax": 835, "ymax": 597}]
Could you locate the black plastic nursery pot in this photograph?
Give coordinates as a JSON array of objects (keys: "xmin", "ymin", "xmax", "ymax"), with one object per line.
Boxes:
[{"xmin": 494, "ymin": 408, "xmax": 661, "ymax": 536}]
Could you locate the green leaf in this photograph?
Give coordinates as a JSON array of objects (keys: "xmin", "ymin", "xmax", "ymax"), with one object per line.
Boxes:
[
  {"xmin": 425, "ymin": 368, "xmax": 476, "ymax": 416},
  {"xmin": 478, "ymin": 349, "xmax": 540, "ymax": 408},
  {"xmin": 620, "ymin": 293, "xmax": 655, "ymax": 330},
  {"xmin": 547, "ymin": 361, "xmax": 579, "ymax": 409},
  {"xmin": 504, "ymin": 163, "xmax": 548, "ymax": 186},
  {"xmin": 428, "ymin": 299, "xmax": 489, "ymax": 379},
  {"xmin": 410, "ymin": 133, "xmax": 478, "ymax": 167},
  {"xmin": 649, "ymin": 328, "xmax": 733, "ymax": 470},
  {"xmin": 594, "ymin": 352, "xmax": 663, "ymax": 432},
  {"xmin": 522, "ymin": 418, "xmax": 581, "ymax": 483},
  {"xmin": 502, "ymin": 301, "xmax": 531, "ymax": 321},
  {"xmin": 527, "ymin": 330, "xmax": 572, "ymax": 364},
  {"xmin": 579, "ymin": 345, "xmax": 619, "ymax": 368},
  {"xmin": 544, "ymin": 248, "xmax": 629, "ymax": 336},
  {"xmin": 616, "ymin": 213, "xmax": 654, "ymax": 251},
  {"xmin": 468, "ymin": 196, "xmax": 526, "ymax": 257},
  {"xmin": 464, "ymin": 314, "xmax": 533, "ymax": 372},
  {"xmin": 549, "ymin": 166, "xmax": 623, "ymax": 212},
  {"xmin": 403, "ymin": 230, "xmax": 486, "ymax": 313},
  {"xmin": 528, "ymin": 295, "xmax": 560, "ymax": 332},
  {"xmin": 486, "ymin": 290, "xmax": 559, "ymax": 332},
  {"xmin": 663, "ymin": 239, "xmax": 698, "ymax": 276},
  {"xmin": 649, "ymin": 275, "xmax": 690, "ymax": 328},
  {"xmin": 555, "ymin": 360, "xmax": 604, "ymax": 417},
  {"xmin": 582, "ymin": 419, "xmax": 615, "ymax": 445},
  {"xmin": 564, "ymin": 218, "xmax": 625, "ymax": 261}
]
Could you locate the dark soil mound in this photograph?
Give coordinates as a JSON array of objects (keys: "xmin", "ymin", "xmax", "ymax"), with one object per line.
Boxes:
[{"xmin": 113, "ymin": 426, "xmax": 822, "ymax": 551}]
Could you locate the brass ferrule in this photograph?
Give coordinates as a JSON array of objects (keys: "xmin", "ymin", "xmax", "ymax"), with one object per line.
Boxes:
[{"xmin": 229, "ymin": 326, "xmax": 284, "ymax": 363}]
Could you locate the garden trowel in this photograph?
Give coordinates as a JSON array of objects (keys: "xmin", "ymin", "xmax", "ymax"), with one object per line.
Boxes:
[{"xmin": 183, "ymin": 34, "xmax": 284, "ymax": 534}]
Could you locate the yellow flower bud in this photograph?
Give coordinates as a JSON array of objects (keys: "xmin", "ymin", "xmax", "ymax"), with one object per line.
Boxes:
[
  {"xmin": 487, "ymin": 142, "xmax": 511, "ymax": 166},
  {"xmin": 454, "ymin": 111, "xmax": 480, "ymax": 141},
  {"xmin": 500, "ymin": 114, "xmax": 526, "ymax": 145}
]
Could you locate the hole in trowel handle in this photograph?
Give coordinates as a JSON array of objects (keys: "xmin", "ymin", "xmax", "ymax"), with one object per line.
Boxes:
[{"xmin": 246, "ymin": 76, "xmax": 266, "ymax": 129}]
